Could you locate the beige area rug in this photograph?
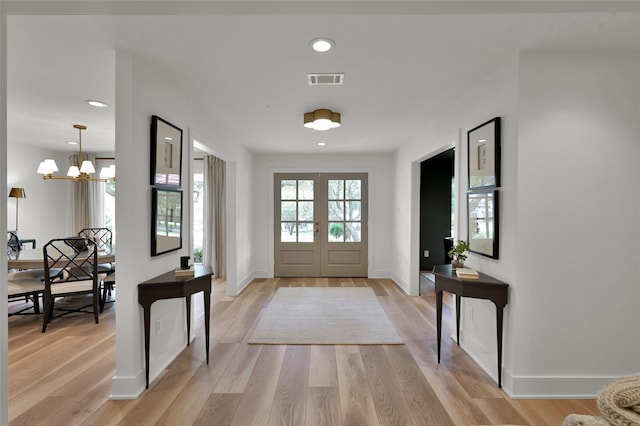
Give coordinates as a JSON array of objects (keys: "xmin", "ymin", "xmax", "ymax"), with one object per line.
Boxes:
[{"xmin": 248, "ymin": 287, "xmax": 404, "ymax": 345}]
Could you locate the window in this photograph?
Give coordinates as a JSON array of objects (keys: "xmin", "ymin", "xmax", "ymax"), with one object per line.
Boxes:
[
  {"xmin": 96, "ymin": 159, "xmax": 116, "ymax": 244},
  {"xmin": 193, "ymin": 161, "xmax": 204, "ymax": 263}
]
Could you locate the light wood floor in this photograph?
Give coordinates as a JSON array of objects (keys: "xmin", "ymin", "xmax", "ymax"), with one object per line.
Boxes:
[{"xmin": 8, "ymin": 276, "xmax": 600, "ymax": 425}]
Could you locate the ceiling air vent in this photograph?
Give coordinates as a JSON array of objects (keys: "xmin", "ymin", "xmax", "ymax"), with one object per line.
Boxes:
[{"xmin": 307, "ymin": 73, "xmax": 344, "ymax": 86}]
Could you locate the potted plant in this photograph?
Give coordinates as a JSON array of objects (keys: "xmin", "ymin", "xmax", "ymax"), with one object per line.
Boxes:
[{"xmin": 448, "ymin": 240, "xmax": 470, "ymax": 269}]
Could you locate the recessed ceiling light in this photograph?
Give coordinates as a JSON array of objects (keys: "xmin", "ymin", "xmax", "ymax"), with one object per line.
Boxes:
[
  {"xmin": 66, "ymin": 140, "xmax": 77, "ymax": 145},
  {"xmin": 164, "ymin": 136, "xmax": 173, "ymax": 141},
  {"xmin": 310, "ymin": 38, "xmax": 334, "ymax": 53},
  {"xmin": 317, "ymin": 142, "xmax": 326, "ymax": 146},
  {"xmin": 85, "ymin": 99, "xmax": 108, "ymax": 108}
]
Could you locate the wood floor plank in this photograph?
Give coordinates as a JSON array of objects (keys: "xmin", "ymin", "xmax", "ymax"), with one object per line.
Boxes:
[
  {"xmin": 305, "ymin": 387, "xmax": 343, "ymax": 426},
  {"xmin": 474, "ymin": 397, "xmax": 531, "ymax": 425},
  {"xmin": 39, "ymin": 374, "xmax": 114, "ymax": 426},
  {"xmin": 9, "ymin": 335, "xmax": 116, "ymax": 420},
  {"xmin": 193, "ymin": 393, "xmax": 243, "ymax": 426},
  {"xmin": 308, "ymin": 345, "xmax": 338, "ymax": 387},
  {"xmin": 267, "ymin": 345, "xmax": 310, "ymax": 426},
  {"xmin": 213, "ymin": 343, "xmax": 263, "ymax": 393},
  {"xmin": 359, "ymin": 345, "xmax": 416, "ymax": 425},
  {"xmin": 412, "ymin": 350, "xmax": 492, "ymax": 426},
  {"xmin": 336, "ymin": 352, "xmax": 380, "ymax": 426},
  {"xmin": 9, "ymin": 396, "xmax": 74, "ymax": 426},
  {"xmin": 383, "ymin": 344, "xmax": 454, "ymax": 425},
  {"xmin": 155, "ymin": 342, "xmax": 243, "ymax": 425},
  {"xmin": 228, "ymin": 345, "xmax": 287, "ymax": 426},
  {"xmin": 509, "ymin": 398, "xmax": 601, "ymax": 426}
]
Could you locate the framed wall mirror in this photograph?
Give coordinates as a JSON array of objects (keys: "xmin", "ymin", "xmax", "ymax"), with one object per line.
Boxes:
[
  {"xmin": 468, "ymin": 117, "xmax": 500, "ymax": 189},
  {"xmin": 467, "ymin": 189, "xmax": 499, "ymax": 259},
  {"xmin": 151, "ymin": 115, "xmax": 182, "ymax": 187},
  {"xmin": 151, "ymin": 188, "xmax": 183, "ymax": 256}
]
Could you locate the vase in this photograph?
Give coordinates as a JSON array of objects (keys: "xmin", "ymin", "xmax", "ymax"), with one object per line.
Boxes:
[{"xmin": 451, "ymin": 260, "xmax": 464, "ymax": 269}]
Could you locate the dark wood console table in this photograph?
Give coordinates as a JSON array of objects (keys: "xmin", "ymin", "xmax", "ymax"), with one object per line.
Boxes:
[
  {"xmin": 433, "ymin": 264, "xmax": 509, "ymax": 388},
  {"xmin": 138, "ymin": 265, "xmax": 213, "ymax": 388}
]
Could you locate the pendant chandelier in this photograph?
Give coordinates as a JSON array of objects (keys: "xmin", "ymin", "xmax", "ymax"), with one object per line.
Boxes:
[{"xmin": 37, "ymin": 124, "xmax": 115, "ymax": 182}]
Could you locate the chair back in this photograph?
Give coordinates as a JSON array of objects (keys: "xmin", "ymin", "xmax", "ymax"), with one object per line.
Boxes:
[
  {"xmin": 43, "ymin": 237, "xmax": 98, "ymax": 289},
  {"xmin": 78, "ymin": 228, "xmax": 112, "ymax": 251},
  {"xmin": 7, "ymin": 231, "xmax": 22, "ymax": 257}
]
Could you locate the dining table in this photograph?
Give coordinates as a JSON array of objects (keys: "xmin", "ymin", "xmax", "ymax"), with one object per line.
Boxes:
[{"xmin": 8, "ymin": 246, "xmax": 115, "ymax": 270}]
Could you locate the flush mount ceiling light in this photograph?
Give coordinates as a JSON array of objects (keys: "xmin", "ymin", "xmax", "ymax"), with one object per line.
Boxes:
[
  {"xmin": 85, "ymin": 99, "xmax": 108, "ymax": 108},
  {"xmin": 309, "ymin": 38, "xmax": 334, "ymax": 53},
  {"xmin": 303, "ymin": 109, "xmax": 341, "ymax": 131}
]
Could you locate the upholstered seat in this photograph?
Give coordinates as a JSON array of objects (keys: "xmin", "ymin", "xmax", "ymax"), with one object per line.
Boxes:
[{"xmin": 7, "ymin": 269, "xmax": 45, "ymax": 315}]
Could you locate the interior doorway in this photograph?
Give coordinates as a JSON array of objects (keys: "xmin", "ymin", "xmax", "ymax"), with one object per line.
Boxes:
[{"xmin": 419, "ymin": 148, "xmax": 455, "ymax": 283}]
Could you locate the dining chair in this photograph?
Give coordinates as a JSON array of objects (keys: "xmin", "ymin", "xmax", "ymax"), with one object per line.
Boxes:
[
  {"xmin": 7, "ymin": 269, "xmax": 45, "ymax": 315},
  {"xmin": 7, "ymin": 231, "xmax": 22, "ymax": 258},
  {"xmin": 78, "ymin": 227, "xmax": 116, "ymax": 311},
  {"xmin": 77, "ymin": 227, "xmax": 112, "ymax": 250},
  {"xmin": 41, "ymin": 237, "xmax": 103, "ymax": 332}
]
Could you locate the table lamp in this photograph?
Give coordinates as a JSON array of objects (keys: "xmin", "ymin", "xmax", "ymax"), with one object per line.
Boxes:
[{"xmin": 8, "ymin": 187, "xmax": 26, "ymax": 232}]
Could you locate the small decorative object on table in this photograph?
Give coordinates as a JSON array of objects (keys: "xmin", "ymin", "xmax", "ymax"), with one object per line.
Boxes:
[
  {"xmin": 175, "ymin": 266, "xmax": 194, "ymax": 277},
  {"xmin": 180, "ymin": 255, "xmax": 190, "ymax": 269},
  {"xmin": 448, "ymin": 239, "xmax": 470, "ymax": 269},
  {"xmin": 455, "ymin": 267, "xmax": 479, "ymax": 280}
]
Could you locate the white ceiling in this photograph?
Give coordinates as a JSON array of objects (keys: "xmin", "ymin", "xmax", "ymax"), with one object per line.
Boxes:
[{"xmin": 6, "ymin": 2, "xmax": 640, "ymax": 155}]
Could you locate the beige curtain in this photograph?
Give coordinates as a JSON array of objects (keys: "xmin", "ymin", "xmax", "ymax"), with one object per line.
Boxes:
[
  {"xmin": 203, "ymin": 155, "xmax": 226, "ymax": 278},
  {"xmin": 69, "ymin": 153, "xmax": 102, "ymax": 234}
]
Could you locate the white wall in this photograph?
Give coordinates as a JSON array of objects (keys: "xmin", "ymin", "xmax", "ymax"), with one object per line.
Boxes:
[
  {"xmin": 511, "ymin": 51, "xmax": 640, "ymax": 397},
  {"xmin": 252, "ymin": 153, "xmax": 394, "ymax": 280},
  {"xmin": 6, "ymin": 144, "xmax": 71, "ymax": 245}
]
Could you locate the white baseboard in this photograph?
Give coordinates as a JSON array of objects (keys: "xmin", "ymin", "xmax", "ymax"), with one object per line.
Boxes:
[
  {"xmin": 458, "ymin": 329, "xmax": 617, "ymax": 398},
  {"xmin": 110, "ymin": 371, "xmax": 145, "ymax": 400},
  {"xmin": 389, "ymin": 272, "xmax": 410, "ymax": 295},
  {"xmin": 506, "ymin": 373, "xmax": 617, "ymax": 399}
]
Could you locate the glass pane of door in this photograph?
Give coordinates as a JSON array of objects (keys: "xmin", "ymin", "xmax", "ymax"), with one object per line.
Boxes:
[
  {"xmin": 280, "ymin": 179, "xmax": 315, "ymax": 243},
  {"xmin": 327, "ymin": 179, "xmax": 362, "ymax": 242}
]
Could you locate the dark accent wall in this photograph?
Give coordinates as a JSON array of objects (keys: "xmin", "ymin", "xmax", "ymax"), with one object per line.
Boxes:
[{"xmin": 420, "ymin": 148, "xmax": 454, "ymax": 270}]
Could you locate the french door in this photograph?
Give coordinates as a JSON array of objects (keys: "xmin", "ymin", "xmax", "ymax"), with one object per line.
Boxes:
[{"xmin": 274, "ymin": 173, "xmax": 368, "ymax": 277}]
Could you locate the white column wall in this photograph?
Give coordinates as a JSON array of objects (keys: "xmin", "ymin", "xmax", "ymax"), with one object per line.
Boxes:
[
  {"xmin": 111, "ymin": 50, "xmax": 253, "ymax": 397},
  {"xmin": 511, "ymin": 51, "xmax": 640, "ymax": 396},
  {"xmin": 251, "ymin": 152, "xmax": 394, "ymax": 281}
]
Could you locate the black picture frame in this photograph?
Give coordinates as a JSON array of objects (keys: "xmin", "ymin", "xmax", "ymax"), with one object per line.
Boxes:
[
  {"xmin": 468, "ymin": 117, "xmax": 500, "ymax": 189},
  {"xmin": 151, "ymin": 188, "xmax": 183, "ymax": 256},
  {"xmin": 467, "ymin": 189, "xmax": 499, "ymax": 259},
  {"xmin": 150, "ymin": 115, "xmax": 182, "ymax": 187}
]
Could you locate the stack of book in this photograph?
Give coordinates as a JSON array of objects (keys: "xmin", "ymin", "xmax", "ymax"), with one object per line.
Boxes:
[
  {"xmin": 175, "ymin": 266, "xmax": 195, "ymax": 277},
  {"xmin": 455, "ymin": 267, "xmax": 479, "ymax": 280}
]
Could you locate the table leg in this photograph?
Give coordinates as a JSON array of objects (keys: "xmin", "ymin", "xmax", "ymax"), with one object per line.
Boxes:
[
  {"xmin": 496, "ymin": 304, "xmax": 504, "ymax": 388},
  {"xmin": 143, "ymin": 303, "xmax": 151, "ymax": 389},
  {"xmin": 456, "ymin": 295, "xmax": 461, "ymax": 345},
  {"xmin": 185, "ymin": 296, "xmax": 191, "ymax": 346},
  {"xmin": 203, "ymin": 289, "xmax": 211, "ymax": 364},
  {"xmin": 436, "ymin": 289, "xmax": 443, "ymax": 363}
]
